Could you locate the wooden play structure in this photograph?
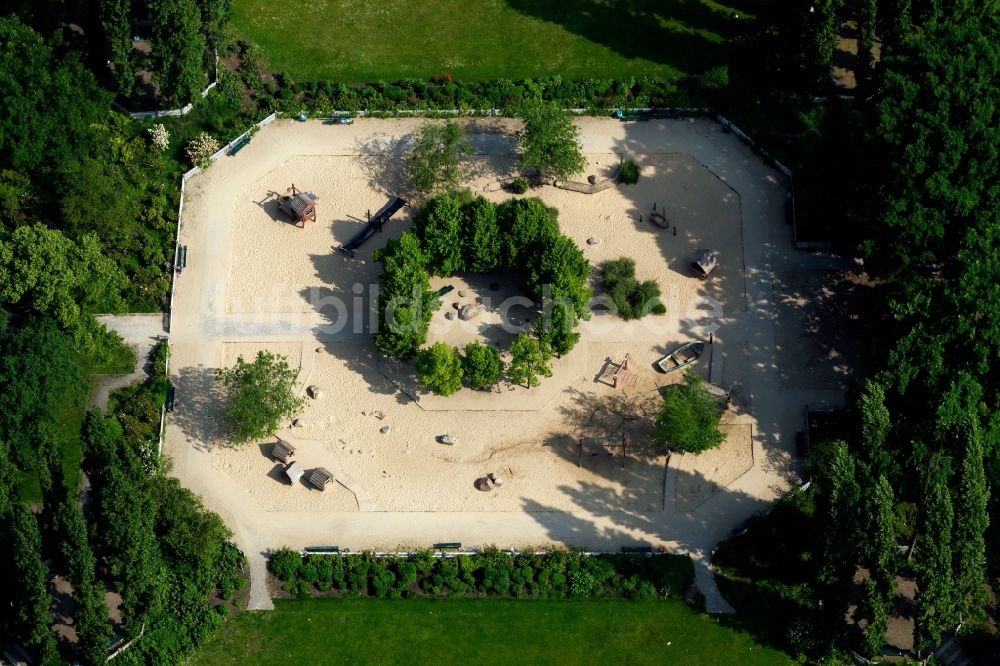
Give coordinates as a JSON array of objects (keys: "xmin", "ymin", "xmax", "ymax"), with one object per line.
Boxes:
[
  {"xmin": 270, "ymin": 439, "xmax": 295, "ymax": 463},
  {"xmin": 337, "ymin": 195, "xmax": 407, "ymax": 257},
  {"xmin": 278, "ymin": 184, "xmax": 317, "ymax": 227},
  {"xmin": 578, "ymin": 432, "xmax": 628, "ymax": 470},
  {"xmin": 599, "ymin": 354, "xmax": 633, "ymax": 388},
  {"xmin": 307, "ymin": 467, "xmax": 334, "ymax": 491}
]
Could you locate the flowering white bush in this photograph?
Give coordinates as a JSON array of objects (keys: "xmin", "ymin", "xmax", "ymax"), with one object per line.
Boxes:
[
  {"xmin": 185, "ymin": 132, "xmax": 221, "ymax": 168},
  {"xmin": 148, "ymin": 123, "xmax": 170, "ymax": 151}
]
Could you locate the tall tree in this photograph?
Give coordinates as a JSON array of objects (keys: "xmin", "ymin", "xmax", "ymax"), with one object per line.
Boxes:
[
  {"xmin": 854, "ymin": 0, "xmax": 877, "ymax": 87},
  {"xmin": 97, "ymin": 0, "xmax": 134, "ymax": 96},
  {"xmin": 914, "ymin": 466, "xmax": 957, "ymax": 652},
  {"xmin": 861, "ymin": 475, "xmax": 896, "ymax": 656},
  {"xmin": 405, "ymin": 122, "xmax": 472, "ymax": 194},
  {"xmin": 812, "ymin": 441, "xmax": 862, "ymax": 625},
  {"xmin": 461, "ymin": 196, "xmax": 501, "ymax": 272},
  {"xmin": 8, "ymin": 503, "xmax": 58, "ymax": 661},
  {"xmin": 507, "ymin": 334, "xmax": 552, "ymax": 388},
  {"xmin": 215, "ymin": 351, "xmax": 305, "ymax": 444},
  {"xmin": 807, "ymin": 0, "xmax": 844, "ymax": 88},
  {"xmin": 195, "ymin": 0, "xmax": 231, "ymax": 61},
  {"xmin": 518, "ymin": 102, "xmax": 586, "ymax": 181},
  {"xmin": 951, "ymin": 416, "xmax": 989, "ymax": 618},
  {"xmin": 858, "ymin": 379, "xmax": 891, "ymax": 476},
  {"xmin": 413, "ymin": 193, "xmax": 464, "ymax": 275},
  {"xmin": 150, "ymin": 0, "xmax": 206, "ymax": 104}
]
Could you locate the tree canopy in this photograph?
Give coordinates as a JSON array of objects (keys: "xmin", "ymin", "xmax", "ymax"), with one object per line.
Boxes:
[
  {"xmin": 518, "ymin": 102, "xmax": 586, "ymax": 181},
  {"xmin": 406, "ymin": 122, "xmax": 472, "ymax": 194},
  {"xmin": 415, "ymin": 342, "xmax": 465, "ymax": 396},
  {"xmin": 216, "ymin": 351, "xmax": 305, "ymax": 444},
  {"xmin": 654, "ymin": 374, "xmax": 725, "ymax": 454}
]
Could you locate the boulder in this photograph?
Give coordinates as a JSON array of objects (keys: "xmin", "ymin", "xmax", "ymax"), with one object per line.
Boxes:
[
  {"xmin": 438, "ymin": 434, "xmax": 456, "ymax": 445},
  {"xmin": 293, "ymin": 418, "xmax": 306, "ymax": 428},
  {"xmin": 445, "ymin": 311, "xmax": 455, "ymax": 320},
  {"xmin": 587, "ymin": 237, "xmax": 600, "ymax": 245},
  {"xmin": 307, "ymin": 385, "xmax": 322, "ymax": 399},
  {"xmin": 459, "ymin": 303, "xmax": 484, "ymax": 321},
  {"xmin": 380, "ymin": 425, "xmax": 390, "ymax": 434}
]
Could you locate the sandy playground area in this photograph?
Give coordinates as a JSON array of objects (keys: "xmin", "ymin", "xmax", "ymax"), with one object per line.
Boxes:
[{"xmin": 163, "ymin": 115, "xmax": 850, "ymax": 610}]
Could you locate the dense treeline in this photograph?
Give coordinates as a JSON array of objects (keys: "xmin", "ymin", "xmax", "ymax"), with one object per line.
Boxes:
[{"xmin": 270, "ymin": 548, "xmax": 694, "ymax": 602}]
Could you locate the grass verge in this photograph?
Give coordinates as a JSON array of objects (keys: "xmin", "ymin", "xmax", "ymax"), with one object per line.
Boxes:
[{"xmin": 192, "ymin": 597, "xmax": 792, "ymax": 664}]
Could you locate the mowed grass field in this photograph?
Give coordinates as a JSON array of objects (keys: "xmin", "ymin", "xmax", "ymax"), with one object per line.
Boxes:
[
  {"xmin": 192, "ymin": 598, "xmax": 792, "ymax": 664},
  {"xmin": 233, "ymin": 0, "xmax": 757, "ymax": 82}
]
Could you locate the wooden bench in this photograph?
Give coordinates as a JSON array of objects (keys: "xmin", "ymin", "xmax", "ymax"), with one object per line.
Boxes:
[
  {"xmin": 433, "ymin": 542, "xmax": 461, "ymax": 551},
  {"xmin": 228, "ymin": 135, "xmax": 250, "ymax": 156},
  {"xmin": 304, "ymin": 546, "xmax": 340, "ymax": 554}
]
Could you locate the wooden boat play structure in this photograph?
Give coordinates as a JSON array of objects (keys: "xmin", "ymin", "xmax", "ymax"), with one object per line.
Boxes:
[
  {"xmin": 337, "ymin": 195, "xmax": 407, "ymax": 257},
  {"xmin": 656, "ymin": 341, "xmax": 705, "ymax": 373},
  {"xmin": 278, "ymin": 184, "xmax": 317, "ymax": 227}
]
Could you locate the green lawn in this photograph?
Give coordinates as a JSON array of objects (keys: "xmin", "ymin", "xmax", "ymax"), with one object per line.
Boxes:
[
  {"xmin": 193, "ymin": 598, "xmax": 792, "ymax": 664},
  {"xmin": 233, "ymin": 0, "xmax": 756, "ymax": 82}
]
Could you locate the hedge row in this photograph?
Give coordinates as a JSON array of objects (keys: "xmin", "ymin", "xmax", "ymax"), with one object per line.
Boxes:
[
  {"xmin": 270, "ymin": 548, "xmax": 694, "ymax": 602},
  {"xmin": 245, "ymin": 72, "xmax": 725, "ymax": 115}
]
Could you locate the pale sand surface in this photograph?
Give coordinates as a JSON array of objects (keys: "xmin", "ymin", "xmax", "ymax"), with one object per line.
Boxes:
[{"xmin": 162, "ymin": 116, "xmax": 852, "ymax": 610}]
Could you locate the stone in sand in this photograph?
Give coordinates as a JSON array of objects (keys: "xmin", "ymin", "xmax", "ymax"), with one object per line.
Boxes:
[
  {"xmin": 445, "ymin": 311, "xmax": 455, "ymax": 320},
  {"xmin": 459, "ymin": 304, "xmax": 484, "ymax": 321},
  {"xmin": 438, "ymin": 434, "xmax": 456, "ymax": 445},
  {"xmin": 307, "ymin": 385, "xmax": 322, "ymax": 399},
  {"xmin": 293, "ymin": 418, "xmax": 306, "ymax": 428},
  {"xmin": 587, "ymin": 237, "xmax": 600, "ymax": 245},
  {"xmin": 458, "ymin": 290, "xmax": 467, "ymax": 297},
  {"xmin": 380, "ymin": 426, "xmax": 390, "ymax": 434}
]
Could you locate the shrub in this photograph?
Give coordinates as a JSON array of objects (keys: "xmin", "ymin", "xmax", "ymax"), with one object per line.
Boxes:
[
  {"xmin": 519, "ymin": 101, "xmax": 586, "ymax": 181},
  {"xmin": 413, "ymin": 193, "xmax": 465, "ymax": 275},
  {"xmin": 510, "ymin": 177, "xmax": 530, "ymax": 194},
  {"xmin": 618, "ymin": 159, "xmax": 639, "ymax": 184},
  {"xmin": 508, "ymin": 334, "xmax": 552, "ymax": 388},
  {"xmin": 148, "ymin": 124, "xmax": 170, "ymax": 151},
  {"xmin": 462, "ymin": 341, "xmax": 503, "ymax": 390},
  {"xmin": 185, "ymin": 132, "xmax": 220, "ymax": 168},
  {"xmin": 406, "ymin": 122, "xmax": 472, "ymax": 193},
  {"xmin": 600, "ymin": 258, "xmax": 665, "ymax": 320},
  {"xmin": 269, "ymin": 548, "xmax": 301, "ymax": 581},
  {"xmin": 415, "ymin": 342, "xmax": 464, "ymax": 396},
  {"xmin": 461, "ymin": 196, "xmax": 501, "ymax": 272}
]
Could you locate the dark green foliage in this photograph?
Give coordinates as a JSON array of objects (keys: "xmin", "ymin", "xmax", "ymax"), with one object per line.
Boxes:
[
  {"xmin": 216, "ymin": 351, "xmax": 306, "ymax": 444},
  {"xmin": 495, "ymin": 197, "xmax": 559, "ymax": 267},
  {"xmin": 952, "ymin": 417, "xmax": 988, "ymax": 617},
  {"xmin": 618, "ymin": 159, "xmax": 639, "ymax": 184},
  {"xmin": 599, "ymin": 257, "xmax": 664, "ymax": 320},
  {"xmin": 197, "ymin": 0, "xmax": 233, "ymax": 57},
  {"xmin": 98, "ymin": 0, "xmax": 135, "ymax": 96},
  {"xmin": 268, "ymin": 548, "xmax": 693, "ymax": 602},
  {"xmin": 534, "ymin": 300, "xmax": 580, "ymax": 357},
  {"xmin": 518, "ymin": 102, "xmax": 586, "ymax": 180},
  {"xmin": 461, "ymin": 196, "xmax": 501, "ymax": 272},
  {"xmin": 151, "ymin": 0, "xmax": 208, "ymax": 104},
  {"xmin": 857, "ymin": 379, "xmax": 891, "ymax": 477},
  {"xmin": 510, "ymin": 177, "xmax": 530, "ymax": 194},
  {"xmin": 406, "ymin": 122, "xmax": 472, "ymax": 194},
  {"xmin": 862, "ymin": 579, "xmax": 888, "ymax": 657},
  {"xmin": 415, "ymin": 342, "xmax": 465, "ymax": 396},
  {"xmin": 508, "ymin": 334, "xmax": 552, "ymax": 388},
  {"xmin": 530, "ymin": 234, "xmax": 592, "ymax": 319},
  {"xmin": 855, "ymin": 0, "xmax": 877, "ymax": 87},
  {"xmin": 373, "ymin": 233, "xmax": 438, "ymax": 360},
  {"xmin": 914, "ymin": 467, "xmax": 956, "ymax": 651},
  {"xmin": 654, "ymin": 374, "xmax": 725, "ymax": 454},
  {"xmin": 8, "ymin": 503, "xmax": 57, "ymax": 661},
  {"xmin": 811, "ymin": 440, "xmax": 861, "ymax": 621},
  {"xmin": 413, "ymin": 192, "xmax": 465, "ymax": 275},
  {"xmin": 462, "ymin": 341, "xmax": 503, "ymax": 390}
]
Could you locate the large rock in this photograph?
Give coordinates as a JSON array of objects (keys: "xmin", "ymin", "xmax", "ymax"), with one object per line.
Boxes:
[{"xmin": 459, "ymin": 303, "xmax": 484, "ymax": 321}]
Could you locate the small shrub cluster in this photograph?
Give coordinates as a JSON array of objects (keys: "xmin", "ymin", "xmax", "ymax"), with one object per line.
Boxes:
[
  {"xmin": 378, "ymin": 193, "xmax": 592, "ymax": 390},
  {"xmin": 618, "ymin": 159, "xmax": 640, "ymax": 184},
  {"xmin": 106, "ymin": 340, "xmax": 170, "ymax": 468},
  {"xmin": 510, "ymin": 177, "xmax": 530, "ymax": 194},
  {"xmin": 269, "ymin": 548, "xmax": 694, "ymax": 601},
  {"xmin": 600, "ymin": 258, "xmax": 665, "ymax": 319},
  {"xmin": 416, "ymin": 341, "xmax": 506, "ymax": 394},
  {"xmin": 185, "ymin": 132, "xmax": 221, "ymax": 168}
]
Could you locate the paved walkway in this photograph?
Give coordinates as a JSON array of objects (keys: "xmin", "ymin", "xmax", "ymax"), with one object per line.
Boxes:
[
  {"xmin": 89, "ymin": 314, "xmax": 166, "ymax": 409},
  {"xmin": 164, "ymin": 118, "xmax": 850, "ymax": 612}
]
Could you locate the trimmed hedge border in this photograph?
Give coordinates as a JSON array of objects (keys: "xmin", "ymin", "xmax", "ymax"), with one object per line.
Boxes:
[{"xmin": 269, "ymin": 548, "xmax": 694, "ymax": 602}]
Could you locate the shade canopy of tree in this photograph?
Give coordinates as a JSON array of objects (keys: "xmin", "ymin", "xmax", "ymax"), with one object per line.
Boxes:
[
  {"xmin": 461, "ymin": 196, "xmax": 501, "ymax": 272},
  {"xmin": 508, "ymin": 334, "xmax": 552, "ymax": 388},
  {"xmin": 654, "ymin": 374, "xmax": 725, "ymax": 454},
  {"xmin": 151, "ymin": 0, "xmax": 207, "ymax": 104},
  {"xmin": 216, "ymin": 351, "xmax": 306, "ymax": 444},
  {"xmin": 415, "ymin": 342, "xmax": 465, "ymax": 396},
  {"xmin": 462, "ymin": 341, "xmax": 504, "ymax": 390},
  {"xmin": 406, "ymin": 122, "xmax": 472, "ymax": 194},
  {"xmin": 7, "ymin": 503, "xmax": 57, "ymax": 661},
  {"xmin": 373, "ymin": 233, "xmax": 438, "ymax": 360},
  {"xmin": 518, "ymin": 102, "xmax": 586, "ymax": 181},
  {"xmin": 413, "ymin": 192, "xmax": 465, "ymax": 275}
]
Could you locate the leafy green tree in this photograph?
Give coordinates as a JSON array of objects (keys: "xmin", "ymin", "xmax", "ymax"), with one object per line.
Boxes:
[
  {"xmin": 196, "ymin": 0, "xmax": 232, "ymax": 59},
  {"xmin": 97, "ymin": 0, "xmax": 134, "ymax": 96},
  {"xmin": 858, "ymin": 379, "xmax": 892, "ymax": 476},
  {"xmin": 0, "ymin": 438, "xmax": 14, "ymax": 516},
  {"xmin": 0, "ymin": 225, "xmax": 125, "ymax": 351},
  {"xmin": 862, "ymin": 578, "xmax": 889, "ymax": 657},
  {"xmin": 216, "ymin": 351, "xmax": 305, "ymax": 444},
  {"xmin": 406, "ymin": 122, "xmax": 472, "ymax": 194},
  {"xmin": 952, "ymin": 416, "xmax": 988, "ymax": 617},
  {"xmin": 914, "ymin": 466, "xmax": 957, "ymax": 652},
  {"xmin": 535, "ymin": 300, "xmax": 580, "ymax": 357},
  {"xmin": 654, "ymin": 374, "xmax": 725, "ymax": 454},
  {"xmin": 413, "ymin": 193, "xmax": 464, "ymax": 275},
  {"xmin": 855, "ymin": 0, "xmax": 877, "ymax": 86},
  {"xmin": 150, "ymin": 0, "xmax": 207, "ymax": 104},
  {"xmin": 508, "ymin": 334, "xmax": 552, "ymax": 388},
  {"xmin": 518, "ymin": 102, "xmax": 586, "ymax": 181},
  {"xmin": 415, "ymin": 342, "xmax": 465, "ymax": 396},
  {"xmin": 531, "ymin": 234, "xmax": 592, "ymax": 318},
  {"xmin": 496, "ymin": 197, "xmax": 559, "ymax": 267},
  {"xmin": 76, "ymin": 578, "xmax": 114, "ymax": 666},
  {"xmin": 861, "ymin": 475, "xmax": 896, "ymax": 657},
  {"xmin": 8, "ymin": 503, "xmax": 57, "ymax": 661},
  {"xmin": 806, "ymin": 0, "xmax": 843, "ymax": 88},
  {"xmin": 600, "ymin": 257, "xmax": 664, "ymax": 320},
  {"xmin": 461, "ymin": 196, "xmax": 501, "ymax": 272},
  {"xmin": 373, "ymin": 233, "xmax": 438, "ymax": 360},
  {"xmin": 462, "ymin": 341, "xmax": 503, "ymax": 390}
]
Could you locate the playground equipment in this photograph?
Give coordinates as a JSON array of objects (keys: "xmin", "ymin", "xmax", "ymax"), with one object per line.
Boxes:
[
  {"xmin": 656, "ymin": 341, "xmax": 705, "ymax": 373},
  {"xmin": 649, "ymin": 202, "xmax": 669, "ymax": 228},
  {"xmin": 278, "ymin": 184, "xmax": 317, "ymax": 227},
  {"xmin": 337, "ymin": 195, "xmax": 407, "ymax": 257},
  {"xmin": 610, "ymin": 354, "xmax": 631, "ymax": 388}
]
